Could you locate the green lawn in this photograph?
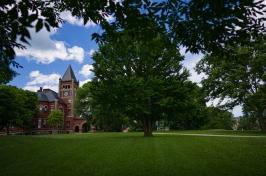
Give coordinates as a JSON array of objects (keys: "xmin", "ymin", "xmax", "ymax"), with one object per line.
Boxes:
[
  {"xmin": 1, "ymin": 131, "xmax": 266, "ymax": 176},
  {"xmin": 157, "ymin": 129, "xmax": 266, "ymax": 136}
]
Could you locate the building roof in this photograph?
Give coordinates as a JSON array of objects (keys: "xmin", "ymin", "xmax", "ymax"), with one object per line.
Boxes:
[
  {"xmin": 38, "ymin": 93, "xmax": 49, "ymax": 101},
  {"xmin": 37, "ymin": 89, "xmax": 59, "ymax": 102},
  {"xmin": 61, "ymin": 65, "xmax": 77, "ymax": 82}
]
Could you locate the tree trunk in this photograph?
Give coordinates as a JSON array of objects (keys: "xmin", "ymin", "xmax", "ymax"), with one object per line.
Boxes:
[
  {"xmin": 258, "ymin": 117, "xmax": 266, "ymax": 133},
  {"xmin": 257, "ymin": 109, "xmax": 266, "ymax": 133},
  {"xmin": 143, "ymin": 118, "xmax": 153, "ymax": 137}
]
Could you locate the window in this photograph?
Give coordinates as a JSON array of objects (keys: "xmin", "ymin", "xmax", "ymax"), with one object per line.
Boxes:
[
  {"xmin": 38, "ymin": 119, "xmax": 42, "ymax": 128},
  {"xmin": 63, "ymin": 85, "xmax": 71, "ymax": 89},
  {"xmin": 42, "ymin": 120, "xmax": 47, "ymax": 128}
]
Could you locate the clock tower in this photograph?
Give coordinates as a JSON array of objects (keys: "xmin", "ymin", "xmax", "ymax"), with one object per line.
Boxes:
[{"xmin": 59, "ymin": 65, "xmax": 79, "ymax": 118}]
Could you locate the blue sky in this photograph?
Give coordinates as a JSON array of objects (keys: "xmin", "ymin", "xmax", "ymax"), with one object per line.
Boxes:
[
  {"xmin": 10, "ymin": 13, "xmax": 103, "ymax": 91},
  {"xmin": 9, "ymin": 11, "xmax": 242, "ymax": 117}
]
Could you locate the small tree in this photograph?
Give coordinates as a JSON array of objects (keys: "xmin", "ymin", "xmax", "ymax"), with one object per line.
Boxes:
[
  {"xmin": 204, "ymin": 107, "xmax": 234, "ymax": 130},
  {"xmin": 47, "ymin": 110, "xmax": 64, "ymax": 129}
]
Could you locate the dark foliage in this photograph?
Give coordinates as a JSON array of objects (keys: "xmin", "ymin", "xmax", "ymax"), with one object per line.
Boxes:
[
  {"xmin": 1, "ymin": 0, "xmax": 265, "ymax": 83},
  {"xmin": 196, "ymin": 36, "xmax": 266, "ymax": 131},
  {"xmin": 0, "ymin": 85, "xmax": 38, "ymax": 134}
]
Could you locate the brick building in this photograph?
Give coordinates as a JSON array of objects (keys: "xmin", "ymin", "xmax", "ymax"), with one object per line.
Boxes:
[{"xmin": 32, "ymin": 65, "xmax": 86, "ymax": 132}]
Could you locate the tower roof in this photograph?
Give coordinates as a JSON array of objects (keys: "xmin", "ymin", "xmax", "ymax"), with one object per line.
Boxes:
[{"xmin": 61, "ymin": 65, "xmax": 77, "ymax": 82}]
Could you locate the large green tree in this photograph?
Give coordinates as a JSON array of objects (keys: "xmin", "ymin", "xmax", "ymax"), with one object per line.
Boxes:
[
  {"xmin": 0, "ymin": 85, "xmax": 38, "ymax": 134},
  {"xmin": 196, "ymin": 37, "xmax": 266, "ymax": 132},
  {"xmin": 101, "ymin": 0, "xmax": 266, "ymax": 53},
  {"xmin": 88, "ymin": 18, "xmax": 209, "ymax": 136}
]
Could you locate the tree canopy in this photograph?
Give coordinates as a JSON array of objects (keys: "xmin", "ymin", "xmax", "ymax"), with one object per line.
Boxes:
[
  {"xmin": 204, "ymin": 107, "xmax": 234, "ymax": 130},
  {"xmin": 75, "ymin": 82, "xmax": 93, "ymax": 120},
  {"xmin": 76, "ymin": 18, "xmax": 212, "ymax": 136},
  {"xmin": 47, "ymin": 110, "xmax": 64, "ymax": 129},
  {"xmin": 196, "ymin": 36, "xmax": 266, "ymax": 132},
  {"xmin": 0, "ymin": 85, "xmax": 38, "ymax": 134},
  {"xmin": 1, "ymin": 0, "xmax": 266, "ymax": 83}
]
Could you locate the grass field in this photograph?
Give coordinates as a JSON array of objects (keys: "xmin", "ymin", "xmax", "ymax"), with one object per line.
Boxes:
[{"xmin": 1, "ymin": 130, "xmax": 266, "ymax": 176}]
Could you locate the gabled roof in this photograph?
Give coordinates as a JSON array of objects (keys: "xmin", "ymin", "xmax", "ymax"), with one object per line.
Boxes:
[
  {"xmin": 38, "ymin": 93, "xmax": 49, "ymax": 101},
  {"xmin": 61, "ymin": 65, "xmax": 77, "ymax": 82},
  {"xmin": 37, "ymin": 89, "xmax": 59, "ymax": 102}
]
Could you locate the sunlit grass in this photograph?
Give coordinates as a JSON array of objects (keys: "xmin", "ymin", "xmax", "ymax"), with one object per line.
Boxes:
[{"xmin": 1, "ymin": 131, "xmax": 266, "ymax": 176}]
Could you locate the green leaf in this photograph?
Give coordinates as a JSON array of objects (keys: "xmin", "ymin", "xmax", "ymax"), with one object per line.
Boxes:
[
  {"xmin": 44, "ymin": 22, "xmax": 50, "ymax": 32},
  {"xmin": 28, "ymin": 13, "xmax": 38, "ymax": 23},
  {"xmin": 35, "ymin": 19, "xmax": 43, "ymax": 32},
  {"xmin": 20, "ymin": 27, "xmax": 31, "ymax": 39}
]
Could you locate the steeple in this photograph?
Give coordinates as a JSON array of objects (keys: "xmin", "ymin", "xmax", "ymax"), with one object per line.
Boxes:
[
  {"xmin": 59, "ymin": 65, "xmax": 79, "ymax": 118},
  {"xmin": 61, "ymin": 65, "xmax": 77, "ymax": 82}
]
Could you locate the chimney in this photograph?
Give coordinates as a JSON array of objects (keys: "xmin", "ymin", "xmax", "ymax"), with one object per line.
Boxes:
[{"xmin": 38, "ymin": 87, "xmax": 43, "ymax": 92}]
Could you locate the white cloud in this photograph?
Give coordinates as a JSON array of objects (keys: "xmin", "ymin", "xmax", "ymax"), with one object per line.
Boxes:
[
  {"xmin": 60, "ymin": 11, "xmax": 114, "ymax": 28},
  {"xmin": 80, "ymin": 79, "xmax": 92, "ymax": 87},
  {"xmin": 232, "ymin": 105, "xmax": 243, "ymax": 117},
  {"xmin": 60, "ymin": 11, "xmax": 97, "ymax": 28},
  {"xmin": 67, "ymin": 46, "xmax": 84, "ymax": 62},
  {"xmin": 24, "ymin": 70, "xmax": 60, "ymax": 92},
  {"xmin": 24, "ymin": 69, "xmax": 93, "ymax": 92},
  {"xmin": 206, "ymin": 97, "xmax": 243, "ymax": 117},
  {"xmin": 89, "ymin": 49, "xmax": 96, "ymax": 57},
  {"xmin": 207, "ymin": 102, "xmax": 243, "ymax": 117},
  {"xmin": 79, "ymin": 64, "xmax": 94, "ymax": 87},
  {"xmin": 79, "ymin": 64, "xmax": 94, "ymax": 78},
  {"xmin": 15, "ymin": 29, "xmax": 84, "ymax": 64},
  {"xmin": 181, "ymin": 48, "xmax": 205, "ymax": 84}
]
